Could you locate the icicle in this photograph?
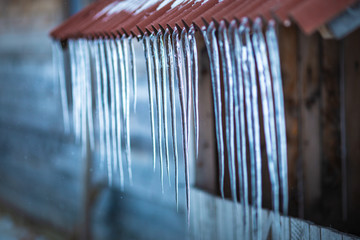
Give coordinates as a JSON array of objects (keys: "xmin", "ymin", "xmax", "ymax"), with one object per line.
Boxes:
[
  {"xmin": 181, "ymin": 28, "xmax": 192, "ymax": 152},
  {"xmin": 53, "ymin": 41, "xmax": 70, "ymax": 134},
  {"xmin": 105, "ymin": 39, "xmax": 119, "ymax": 181},
  {"xmin": 52, "ymin": 41, "xmax": 58, "ymax": 94},
  {"xmin": 202, "ymin": 23, "xmax": 225, "ymax": 198},
  {"xmin": 111, "ymin": 39, "xmax": 125, "ymax": 190},
  {"xmin": 129, "ymin": 37, "xmax": 138, "ymax": 112},
  {"xmin": 122, "ymin": 36, "xmax": 133, "ymax": 184},
  {"xmin": 188, "ymin": 26, "xmax": 199, "ymax": 159},
  {"xmin": 242, "ymin": 18, "xmax": 262, "ymax": 240},
  {"xmin": 266, "ymin": 20, "xmax": 288, "ymax": 216},
  {"xmin": 68, "ymin": 40, "xmax": 80, "ymax": 142},
  {"xmin": 151, "ymin": 33, "xmax": 165, "ymax": 192},
  {"xmin": 173, "ymin": 26, "xmax": 190, "ymax": 221},
  {"xmin": 91, "ymin": 40, "xmax": 106, "ymax": 171},
  {"xmin": 252, "ymin": 18, "xmax": 280, "ymax": 240},
  {"xmin": 219, "ymin": 21, "xmax": 237, "ymax": 202},
  {"xmin": 229, "ymin": 20, "xmax": 249, "ymax": 240},
  {"xmin": 77, "ymin": 40, "xmax": 88, "ymax": 153},
  {"xmin": 99, "ymin": 38, "xmax": 113, "ymax": 185},
  {"xmin": 142, "ymin": 33, "xmax": 157, "ymax": 172},
  {"xmin": 158, "ymin": 30, "xmax": 171, "ymax": 185},
  {"xmin": 165, "ymin": 28, "xmax": 179, "ymax": 208},
  {"xmin": 83, "ymin": 40, "xmax": 95, "ymax": 151}
]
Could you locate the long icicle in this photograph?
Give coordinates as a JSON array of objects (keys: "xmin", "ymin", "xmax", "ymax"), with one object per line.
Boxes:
[
  {"xmin": 165, "ymin": 28, "xmax": 179, "ymax": 208},
  {"xmin": 93, "ymin": 39, "xmax": 106, "ymax": 170},
  {"xmin": 151, "ymin": 33, "xmax": 164, "ymax": 192},
  {"xmin": 111, "ymin": 39, "xmax": 124, "ymax": 190},
  {"xmin": 253, "ymin": 18, "xmax": 280, "ymax": 240},
  {"xmin": 173, "ymin": 26, "xmax": 190, "ymax": 221},
  {"xmin": 188, "ymin": 26, "xmax": 199, "ymax": 159},
  {"xmin": 219, "ymin": 21, "xmax": 237, "ymax": 202},
  {"xmin": 158, "ymin": 30, "xmax": 171, "ymax": 185},
  {"xmin": 99, "ymin": 38, "xmax": 113, "ymax": 185},
  {"xmin": 129, "ymin": 37, "xmax": 138, "ymax": 113},
  {"xmin": 230, "ymin": 20, "xmax": 249, "ymax": 239},
  {"xmin": 122, "ymin": 36, "xmax": 133, "ymax": 184},
  {"xmin": 105, "ymin": 39, "xmax": 119, "ymax": 180},
  {"xmin": 202, "ymin": 23, "xmax": 225, "ymax": 198},
  {"xmin": 68, "ymin": 40, "xmax": 80, "ymax": 142},
  {"xmin": 78, "ymin": 40, "xmax": 88, "ymax": 155},
  {"xmin": 181, "ymin": 28, "xmax": 192, "ymax": 153},
  {"xmin": 239, "ymin": 19, "xmax": 260, "ymax": 240},
  {"xmin": 83, "ymin": 40, "xmax": 95, "ymax": 151},
  {"xmin": 142, "ymin": 34, "xmax": 157, "ymax": 172},
  {"xmin": 266, "ymin": 20, "xmax": 288, "ymax": 216},
  {"xmin": 53, "ymin": 41, "xmax": 70, "ymax": 134},
  {"xmin": 245, "ymin": 19, "xmax": 262, "ymax": 240},
  {"xmin": 116, "ymin": 37, "xmax": 128, "ymax": 186}
]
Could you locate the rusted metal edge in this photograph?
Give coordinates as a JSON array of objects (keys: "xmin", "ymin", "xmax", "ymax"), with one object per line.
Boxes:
[{"xmin": 50, "ymin": 0, "xmax": 358, "ymax": 40}]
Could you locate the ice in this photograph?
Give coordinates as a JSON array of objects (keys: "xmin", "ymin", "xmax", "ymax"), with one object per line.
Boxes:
[
  {"xmin": 219, "ymin": 21, "xmax": 237, "ymax": 202},
  {"xmin": 142, "ymin": 34, "xmax": 157, "ymax": 172}
]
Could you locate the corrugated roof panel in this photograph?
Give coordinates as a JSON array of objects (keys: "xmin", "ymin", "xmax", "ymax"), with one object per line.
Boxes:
[
  {"xmin": 290, "ymin": 0, "xmax": 357, "ymax": 34},
  {"xmin": 50, "ymin": 0, "xmax": 358, "ymax": 39}
]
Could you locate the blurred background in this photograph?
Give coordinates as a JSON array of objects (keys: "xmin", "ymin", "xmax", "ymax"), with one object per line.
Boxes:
[{"xmin": 0, "ymin": 0, "xmax": 187, "ymax": 239}]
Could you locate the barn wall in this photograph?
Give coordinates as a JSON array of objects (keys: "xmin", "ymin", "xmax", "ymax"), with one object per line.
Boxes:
[
  {"xmin": 193, "ymin": 24, "xmax": 360, "ymax": 237},
  {"xmin": 278, "ymin": 25, "xmax": 360, "ymax": 236}
]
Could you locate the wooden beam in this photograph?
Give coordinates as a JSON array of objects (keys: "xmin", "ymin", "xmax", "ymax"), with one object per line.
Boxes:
[
  {"xmin": 278, "ymin": 24, "xmax": 300, "ymax": 217},
  {"xmin": 319, "ymin": 39, "xmax": 342, "ymax": 228},
  {"xmin": 298, "ymin": 30, "xmax": 322, "ymax": 218},
  {"xmin": 343, "ymin": 28, "xmax": 360, "ymax": 235}
]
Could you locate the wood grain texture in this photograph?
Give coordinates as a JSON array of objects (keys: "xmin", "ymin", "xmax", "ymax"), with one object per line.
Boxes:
[{"xmin": 290, "ymin": 218, "xmax": 310, "ymax": 240}]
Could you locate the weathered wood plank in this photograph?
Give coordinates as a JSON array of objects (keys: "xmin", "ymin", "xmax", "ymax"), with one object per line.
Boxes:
[
  {"xmin": 278, "ymin": 25, "xmax": 300, "ymax": 217},
  {"xmin": 190, "ymin": 188, "xmax": 360, "ymax": 240},
  {"xmin": 343, "ymin": 234, "xmax": 359, "ymax": 240},
  {"xmin": 290, "ymin": 218, "xmax": 310, "ymax": 240},
  {"xmin": 320, "ymin": 38, "xmax": 342, "ymax": 228},
  {"xmin": 298, "ymin": 30, "xmax": 322, "ymax": 218},
  {"xmin": 281, "ymin": 216, "xmax": 290, "ymax": 240},
  {"xmin": 309, "ymin": 224, "xmax": 321, "ymax": 240},
  {"xmin": 201, "ymin": 188, "xmax": 218, "ymax": 240},
  {"xmin": 343, "ymin": 28, "xmax": 360, "ymax": 234},
  {"xmin": 321, "ymin": 228, "xmax": 342, "ymax": 240}
]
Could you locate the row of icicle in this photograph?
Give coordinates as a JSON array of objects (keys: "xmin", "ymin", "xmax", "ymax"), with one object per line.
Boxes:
[
  {"xmin": 52, "ymin": 17, "xmax": 288, "ymax": 240},
  {"xmin": 201, "ymin": 18, "xmax": 288, "ymax": 240},
  {"xmin": 53, "ymin": 36, "xmax": 137, "ymax": 190}
]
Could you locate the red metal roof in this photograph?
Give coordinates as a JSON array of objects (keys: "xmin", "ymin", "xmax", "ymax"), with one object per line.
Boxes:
[{"xmin": 50, "ymin": 0, "xmax": 358, "ymax": 40}]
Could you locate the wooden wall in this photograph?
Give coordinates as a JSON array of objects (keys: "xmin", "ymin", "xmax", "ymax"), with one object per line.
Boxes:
[
  {"xmin": 194, "ymin": 25, "xmax": 360, "ymax": 236},
  {"xmin": 278, "ymin": 25, "xmax": 359, "ymax": 235}
]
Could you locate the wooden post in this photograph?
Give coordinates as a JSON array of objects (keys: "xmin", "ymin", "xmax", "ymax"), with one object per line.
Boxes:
[
  {"xmin": 343, "ymin": 28, "xmax": 360, "ymax": 234},
  {"xmin": 298, "ymin": 30, "xmax": 322, "ymax": 219},
  {"xmin": 278, "ymin": 25, "xmax": 300, "ymax": 217}
]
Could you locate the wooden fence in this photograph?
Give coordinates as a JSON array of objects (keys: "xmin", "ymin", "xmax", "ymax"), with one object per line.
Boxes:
[{"xmin": 190, "ymin": 188, "xmax": 359, "ymax": 240}]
